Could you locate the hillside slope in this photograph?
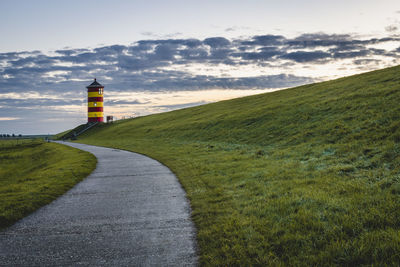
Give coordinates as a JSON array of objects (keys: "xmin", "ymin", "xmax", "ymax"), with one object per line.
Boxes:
[{"xmin": 76, "ymin": 65, "xmax": 400, "ymax": 265}]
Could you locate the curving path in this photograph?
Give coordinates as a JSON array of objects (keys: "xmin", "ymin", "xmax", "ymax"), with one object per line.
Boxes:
[{"xmin": 0, "ymin": 141, "xmax": 197, "ymax": 266}]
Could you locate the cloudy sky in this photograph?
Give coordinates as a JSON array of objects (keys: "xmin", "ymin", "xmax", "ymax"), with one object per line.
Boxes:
[{"xmin": 1, "ymin": 0, "xmax": 400, "ymax": 134}]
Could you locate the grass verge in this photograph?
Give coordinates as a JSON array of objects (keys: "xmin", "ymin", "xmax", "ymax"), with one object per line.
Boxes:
[
  {"xmin": 0, "ymin": 139, "xmax": 96, "ymax": 229},
  {"xmin": 75, "ymin": 65, "xmax": 400, "ymax": 265}
]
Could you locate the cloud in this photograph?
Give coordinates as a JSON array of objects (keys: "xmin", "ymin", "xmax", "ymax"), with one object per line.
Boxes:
[
  {"xmin": 385, "ymin": 25, "xmax": 398, "ymax": 32},
  {"xmin": 353, "ymin": 59, "xmax": 382, "ymax": 65},
  {"xmin": 233, "ymin": 46, "xmax": 283, "ymax": 61},
  {"xmin": 105, "ymin": 99, "xmax": 145, "ymax": 105},
  {"xmin": 55, "ymin": 48, "xmax": 90, "ymax": 56},
  {"xmin": 94, "ymin": 45, "xmax": 126, "ymax": 55},
  {"xmin": 1, "ymin": 31, "xmax": 400, "ymax": 97},
  {"xmin": 332, "ymin": 50, "xmax": 370, "ymax": 59},
  {"xmin": 0, "ymin": 117, "xmax": 20, "ymax": 121},
  {"xmin": 179, "ymin": 47, "xmax": 208, "ymax": 60},
  {"xmin": 152, "ymin": 44, "xmax": 177, "ymax": 61},
  {"xmin": 286, "ymin": 33, "xmax": 353, "ymax": 48},
  {"xmin": 281, "ymin": 51, "xmax": 331, "ymax": 63},
  {"xmin": 242, "ymin": 35, "xmax": 286, "ymax": 46},
  {"xmin": 203, "ymin": 37, "xmax": 231, "ymax": 48},
  {"xmin": 140, "ymin": 32, "xmax": 183, "ymax": 39}
]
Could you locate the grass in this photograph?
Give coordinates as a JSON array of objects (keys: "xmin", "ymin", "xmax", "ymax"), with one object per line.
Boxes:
[
  {"xmin": 56, "ymin": 123, "xmax": 87, "ymax": 140},
  {"xmin": 53, "ymin": 128, "xmax": 73, "ymax": 139},
  {"xmin": 0, "ymin": 139, "xmax": 96, "ymax": 229},
  {"xmin": 74, "ymin": 65, "xmax": 400, "ymax": 265}
]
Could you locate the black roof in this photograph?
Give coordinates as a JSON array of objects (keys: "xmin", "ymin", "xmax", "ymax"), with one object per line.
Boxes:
[{"xmin": 86, "ymin": 78, "xmax": 104, "ymax": 88}]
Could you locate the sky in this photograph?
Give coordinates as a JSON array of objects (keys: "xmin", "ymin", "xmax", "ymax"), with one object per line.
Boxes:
[{"xmin": 1, "ymin": 0, "xmax": 400, "ymax": 134}]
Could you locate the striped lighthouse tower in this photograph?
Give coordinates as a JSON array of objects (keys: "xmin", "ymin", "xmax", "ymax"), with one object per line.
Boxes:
[{"xmin": 87, "ymin": 78, "xmax": 104, "ymax": 122}]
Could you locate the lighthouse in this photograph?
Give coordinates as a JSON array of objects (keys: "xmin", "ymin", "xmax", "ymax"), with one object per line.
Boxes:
[{"xmin": 86, "ymin": 79, "xmax": 104, "ymax": 123}]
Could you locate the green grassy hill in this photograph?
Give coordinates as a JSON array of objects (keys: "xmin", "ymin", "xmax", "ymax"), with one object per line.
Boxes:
[{"xmin": 76, "ymin": 65, "xmax": 400, "ymax": 265}]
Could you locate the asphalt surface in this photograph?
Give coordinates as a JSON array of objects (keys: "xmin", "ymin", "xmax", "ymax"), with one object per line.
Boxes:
[{"xmin": 0, "ymin": 141, "xmax": 198, "ymax": 266}]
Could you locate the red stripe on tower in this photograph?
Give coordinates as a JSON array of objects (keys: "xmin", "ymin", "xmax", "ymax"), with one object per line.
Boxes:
[
  {"xmin": 87, "ymin": 87, "xmax": 104, "ymax": 92},
  {"xmin": 88, "ymin": 107, "xmax": 104, "ymax": 112},
  {"xmin": 88, "ymin": 117, "xmax": 102, "ymax": 123},
  {"xmin": 88, "ymin": 97, "xmax": 103, "ymax": 102}
]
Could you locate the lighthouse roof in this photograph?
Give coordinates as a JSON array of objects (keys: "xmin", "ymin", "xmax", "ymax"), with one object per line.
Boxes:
[{"xmin": 86, "ymin": 78, "xmax": 104, "ymax": 88}]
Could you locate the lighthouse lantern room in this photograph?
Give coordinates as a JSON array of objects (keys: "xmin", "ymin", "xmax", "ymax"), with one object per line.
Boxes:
[{"xmin": 86, "ymin": 79, "xmax": 104, "ymax": 123}]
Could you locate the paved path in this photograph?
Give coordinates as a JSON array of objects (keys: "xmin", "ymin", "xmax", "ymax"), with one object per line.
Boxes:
[{"xmin": 0, "ymin": 141, "xmax": 197, "ymax": 266}]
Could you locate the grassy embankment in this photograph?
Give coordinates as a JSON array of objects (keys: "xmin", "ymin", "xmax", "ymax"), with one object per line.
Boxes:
[
  {"xmin": 0, "ymin": 139, "xmax": 96, "ymax": 229},
  {"xmin": 75, "ymin": 65, "xmax": 400, "ymax": 265}
]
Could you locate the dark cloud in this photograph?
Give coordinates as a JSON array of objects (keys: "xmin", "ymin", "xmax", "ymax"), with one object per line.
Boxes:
[
  {"xmin": 242, "ymin": 35, "xmax": 286, "ymax": 46},
  {"xmin": 333, "ymin": 50, "xmax": 370, "ymax": 59},
  {"xmin": 179, "ymin": 47, "xmax": 208, "ymax": 60},
  {"xmin": 233, "ymin": 46, "xmax": 283, "ymax": 61},
  {"xmin": 286, "ymin": 33, "xmax": 353, "ymax": 48},
  {"xmin": 8, "ymin": 55, "xmax": 55, "ymax": 67},
  {"xmin": 137, "ymin": 38, "xmax": 202, "ymax": 47},
  {"xmin": 117, "ymin": 54, "xmax": 168, "ymax": 71},
  {"xmin": 203, "ymin": 37, "xmax": 231, "ymax": 48},
  {"xmin": 152, "ymin": 44, "xmax": 177, "ymax": 61},
  {"xmin": 281, "ymin": 51, "xmax": 331, "ymax": 63},
  {"xmin": 94, "ymin": 45, "xmax": 127, "ymax": 54},
  {"xmin": 284, "ymin": 34, "xmax": 400, "ymax": 52},
  {"xmin": 209, "ymin": 48, "xmax": 234, "ymax": 60},
  {"xmin": 185, "ymin": 39, "xmax": 203, "ymax": 48},
  {"xmin": 353, "ymin": 59, "xmax": 382, "ymax": 65}
]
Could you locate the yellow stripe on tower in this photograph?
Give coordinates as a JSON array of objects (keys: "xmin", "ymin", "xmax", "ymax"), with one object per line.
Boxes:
[
  {"xmin": 88, "ymin": 102, "xmax": 104, "ymax": 107},
  {"xmin": 88, "ymin": 91, "xmax": 103, "ymax": 97},
  {"xmin": 88, "ymin": 112, "xmax": 104, "ymax": 118}
]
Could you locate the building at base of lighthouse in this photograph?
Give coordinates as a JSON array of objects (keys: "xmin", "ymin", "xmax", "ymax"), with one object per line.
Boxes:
[{"xmin": 86, "ymin": 79, "xmax": 104, "ymax": 123}]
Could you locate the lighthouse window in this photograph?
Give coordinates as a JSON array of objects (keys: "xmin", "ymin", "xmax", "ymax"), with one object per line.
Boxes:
[
  {"xmin": 94, "ymin": 102, "xmax": 97, "ymax": 107},
  {"xmin": 99, "ymin": 88, "xmax": 103, "ymax": 95}
]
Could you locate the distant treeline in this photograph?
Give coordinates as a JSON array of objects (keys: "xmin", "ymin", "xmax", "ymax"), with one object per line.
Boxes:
[
  {"xmin": 0, "ymin": 134, "xmax": 53, "ymax": 139},
  {"xmin": 0, "ymin": 134, "xmax": 22, "ymax": 138}
]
